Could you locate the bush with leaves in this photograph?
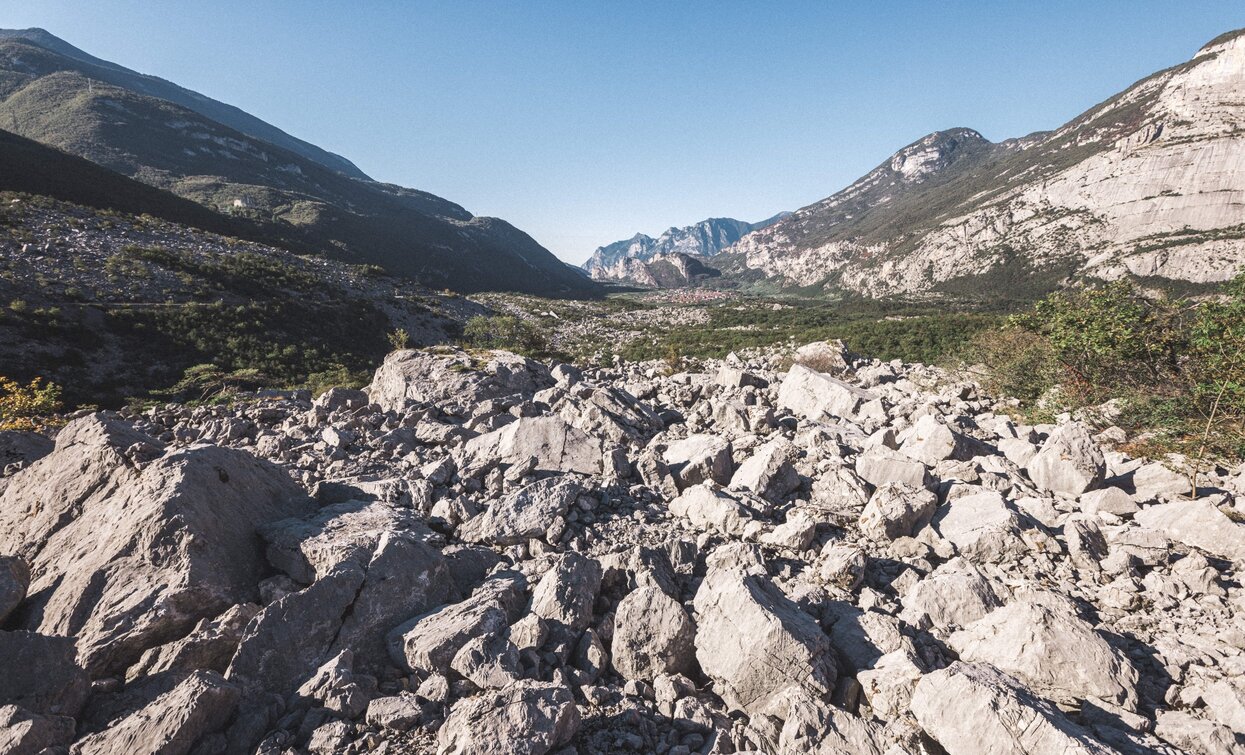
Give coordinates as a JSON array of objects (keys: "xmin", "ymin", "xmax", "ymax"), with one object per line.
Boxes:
[
  {"xmin": 974, "ymin": 272, "xmax": 1245, "ymax": 466},
  {"xmin": 0, "ymin": 376, "xmax": 63, "ymax": 431},
  {"xmin": 462, "ymin": 315, "xmax": 549, "ymax": 356}
]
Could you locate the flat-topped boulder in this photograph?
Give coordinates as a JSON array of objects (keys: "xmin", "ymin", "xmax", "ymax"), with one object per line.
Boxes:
[{"xmin": 367, "ymin": 348, "xmax": 552, "ymax": 412}]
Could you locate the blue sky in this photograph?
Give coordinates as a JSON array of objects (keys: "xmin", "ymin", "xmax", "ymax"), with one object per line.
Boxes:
[{"xmin": 2, "ymin": 1, "xmax": 1242, "ymax": 263}]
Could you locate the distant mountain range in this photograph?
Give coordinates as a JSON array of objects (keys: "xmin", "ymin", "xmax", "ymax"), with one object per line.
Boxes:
[
  {"xmin": 0, "ymin": 28, "xmax": 595, "ymax": 296},
  {"xmin": 583, "ymin": 214, "xmax": 787, "ymax": 284},
  {"xmin": 586, "ymin": 29, "xmax": 1245, "ymax": 300}
]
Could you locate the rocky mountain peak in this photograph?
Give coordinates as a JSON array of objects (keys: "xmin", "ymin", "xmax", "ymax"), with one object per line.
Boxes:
[
  {"xmin": 1195, "ymin": 26, "xmax": 1245, "ymax": 58},
  {"xmin": 887, "ymin": 128, "xmax": 991, "ymax": 181}
]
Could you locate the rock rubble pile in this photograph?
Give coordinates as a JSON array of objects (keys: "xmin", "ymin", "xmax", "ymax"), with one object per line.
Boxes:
[{"xmin": 2, "ymin": 342, "xmax": 1244, "ymax": 754}]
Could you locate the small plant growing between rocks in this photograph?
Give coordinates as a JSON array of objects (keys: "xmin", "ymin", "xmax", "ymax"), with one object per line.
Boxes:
[
  {"xmin": 0, "ymin": 376, "xmax": 63, "ymax": 431},
  {"xmin": 387, "ymin": 328, "xmax": 410, "ymax": 351}
]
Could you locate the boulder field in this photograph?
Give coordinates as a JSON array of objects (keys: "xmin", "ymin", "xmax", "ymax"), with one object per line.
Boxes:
[{"xmin": 2, "ymin": 343, "xmax": 1244, "ymax": 754}]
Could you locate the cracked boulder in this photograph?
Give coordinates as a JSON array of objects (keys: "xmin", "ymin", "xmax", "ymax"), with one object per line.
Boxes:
[
  {"xmin": 611, "ymin": 586, "xmax": 696, "ymax": 682},
  {"xmin": 0, "ymin": 415, "xmax": 312, "ymax": 676},
  {"xmin": 949, "ymin": 598, "xmax": 1139, "ymax": 709},
  {"xmin": 692, "ymin": 566, "xmax": 836, "ymax": 721},
  {"xmin": 437, "ymin": 680, "xmax": 579, "ymax": 755},
  {"xmin": 460, "ymin": 416, "xmax": 603, "ymax": 475},
  {"xmin": 911, "ymin": 662, "xmax": 1116, "ymax": 755},
  {"xmin": 367, "ymin": 348, "xmax": 551, "ymax": 412}
]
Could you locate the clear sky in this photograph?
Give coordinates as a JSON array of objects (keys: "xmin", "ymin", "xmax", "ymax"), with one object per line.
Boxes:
[{"xmin": 2, "ymin": 1, "xmax": 1242, "ymax": 263}]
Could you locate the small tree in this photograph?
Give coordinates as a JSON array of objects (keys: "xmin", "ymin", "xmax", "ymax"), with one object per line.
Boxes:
[
  {"xmin": 159, "ymin": 364, "xmax": 265, "ymax": 403},
  {"xmin": 387, "ymin": 328, "xmax": 410, "ymax": 351}
]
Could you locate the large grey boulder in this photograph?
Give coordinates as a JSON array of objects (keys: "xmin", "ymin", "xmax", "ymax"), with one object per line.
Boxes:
[
  {"xmin": 693, "ymin": 566, "xmax": 836, "ymax": 720},
  {"xmin": 260, "ymin": 500, "xmax": 436, "ymax": 583},
  {"xmin": 911, "ymin": 662, "xmax": 1117, "ymax": 755},
  {"xmin": 1028, "ymin": 422, "xmax": 1105, "ymax": 496},
  {"xmin": 663, "ymin": 434, "xmax": 733, "ymax": 489},
  {"xmin": 389, "ymin": 573, "xmax": 527, "ymax": 676},
  {"xmin": 854, "ymin": 447, "xmax": 931, "ymax": 489},
  {"xmin": 1155, "ymin": 709, "xmax": 1242, "ymax": 754},
  {"xmin": 899, "ymin": 558, "xmax": 1003, "ymax": 632},
  {"xmin": 858, "ymin": 483, "xmax": 937, "ymax": 540},
  {"xmin": 367, "ymin": 348, "xmax": 551, "ymax": 412},
  {"xmin": 899, "ymin": 414, "xmax": 980, "ymax": 466},
  {"xmin": 0, "ymin": 416, "xmax": 311, "ymax": 675},
  {"xmin": 777, "ymin": 364, "xmax": 875, "ymax": 422},
  {"xmin": 668, "ymin": 484, "xmax": 763, "ymax": 539},
  {"xmin": 729, "ymin": 437, "xmax": 800, "ymax": 502},
  {"xmin": 0, "ymin": 704, "xmax": 74, "ymax": 755},
  {"xmin": 460, "ymin": 416, "xmax": 603, "ymax": 475},
  {"xmin": 0, "ymin": 631, "xmax": 90, "ymax": 717},
  {"xmin": 611, "ymin": 586, "xmax": 696, "ymax": 682},
  {"xmin": 459, "ymin": 477, "xmax": 582, "ymax": 546},
  {"xmin": 70, "ymin": 670, "xmax": 239, "ymax": 755},
  {"xmin": 931, "ymin": 490, "xmax": 1024, "ymax": 560},
  {"xmin": 0, "ymin": 556, "xmax": 29, "ymax": 623},
  {"xmin": 226, "ymin": 565, "xmax": 366, "ymax": 696},
  {"xmin": 949, "ymin": 599, "xmax": 1139, "ymax": 709},
  {"xmin": 436, "ymin": 681, "xmax": 579, "ymax": 755},
  {"xmin": 530, "ymin": 552, "xmax": 602, "ymax": 631},
  {"xmin": 1134, "ymin": 499, "xmax": 1245, "ymax": 562}
]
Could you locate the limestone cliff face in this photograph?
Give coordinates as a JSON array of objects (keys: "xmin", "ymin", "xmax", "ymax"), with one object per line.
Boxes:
[{"xmin": 729, "ymin": 30, "xmax": 1245, "ymax": 298}]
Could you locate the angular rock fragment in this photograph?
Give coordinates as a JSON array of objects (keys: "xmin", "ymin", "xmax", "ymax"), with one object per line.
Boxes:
[
  {"xmin": 911, "ymin": 662, "xmax": 1117, "ymax": 755},
  {"xmin": 663, "ymin": 434, "xmax": 733, "ymax": 489},
  {"xmin": 1134, "ymin": 498, "xmax": 1245, "ymax": 562},
  {"xmin": 693, "ymin": 566, "xmax": 836, "ymax": 720},
  {"xmin": 126, "ymin": 603, "xmax": 259, "ymax": 682},
  {"xmin": 778, "ymin": 364, "xmax": 876, "ymax": 422},
  {"xmin": 530, "ymin": 552, "xmax": 602, "ymax": 631},
  {"xmin": 858, "ymin": 482, "xmax": 937, "ymax": 540},
  {"xmin": 367, "ymin": 348, "xmax": 551, "ymax": 411},
  {"xmin": 611, "ymin": 586, "xmax": 696, "ymax": 682},
  {"xmin": 389, "ymin": 573, "xmax": 527, "ymax": 676},
  {"xmin": 461, "ymin": 416, "xmax": 603, "ymax": 476},
  {"xmin": 70, "ymin": 671, "xmax": 239, "ymax": 755},
  {"xmin": 437, "ymin": 681, "xmax": 579, "ymax": 755},
  {"xmin": 729, "ymin": 437, "xmax": 800, "ymax": 501},
  {"xmin": 949, "ymin": 599, "xmax": 1139, "ymax": 709},
  {"xmin": 459, "ymin": 477, "xmax": 582, "ymax": 546},
  {"xmin": 1028, "ymin": 422, "xmax": 1105, "ymax": 496},
  {"xmin": 226, "ymin": 565, "xmax": 366, "ymax": 696},
  {"xmin": 855, "ymin": 446, "xmax": 931, "ymax": 489}
]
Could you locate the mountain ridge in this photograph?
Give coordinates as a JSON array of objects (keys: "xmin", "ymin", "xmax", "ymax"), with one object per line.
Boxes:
[
  {"xmin": 0, "ymin": 27, "xmax": 368, "ymax": 179},
  {"xmin": 0, "ymin": 29, "xmax": 596, "ymax": 296},
  {"xmin": 584, "ymin": 213, "xmax": 788, "ymax": 284},
  {"xmin": 716, "ymin": 28, "xmax": 1245, "ymax": 300}
]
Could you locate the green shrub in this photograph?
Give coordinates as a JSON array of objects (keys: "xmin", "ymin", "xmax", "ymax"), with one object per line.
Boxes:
[
  {"xmin": 963, "ymin": 327, "xmax": 1060, "ymax": 403},
  {"xmin": 462, "ymin": 315, "xmax": 548, "ymax": 356},
  {"xmin": 975, "ymin": 272, "xmax": 1245, "ymax": 465}
]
